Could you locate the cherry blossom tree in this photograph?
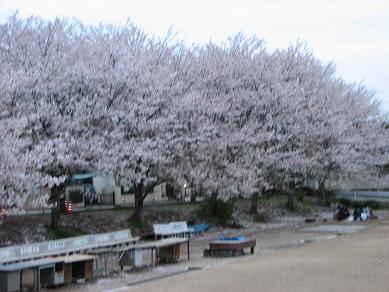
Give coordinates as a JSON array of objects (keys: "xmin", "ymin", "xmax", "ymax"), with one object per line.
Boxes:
[{"xmin": 1, "ymin": 14, "xmax": 387, "ymax": 227}]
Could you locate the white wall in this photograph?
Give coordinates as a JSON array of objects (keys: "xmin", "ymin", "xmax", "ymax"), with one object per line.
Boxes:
[
  {"xmin": 93, "ymin": 176, "xmax": 121, "ymax": 205},
  {"xmin": 117, "ymin": 182, "xmax": 168, "ymax": 206}
]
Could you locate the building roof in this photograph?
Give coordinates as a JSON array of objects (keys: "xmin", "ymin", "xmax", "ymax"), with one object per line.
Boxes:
[
  {"xmin": 73, "ymin": 173, "xmax": 94, "ymax": 180},
  {"xmin": 0, "ymin": 254, "xmax": 96, "ymax": 272},
  {"xmin": 0, "ymin": 258, "xmax": 60, "ymax": 272},
  {"xmin": 0, "ymin": 229, "xmax": 135, "ymax": 264}
]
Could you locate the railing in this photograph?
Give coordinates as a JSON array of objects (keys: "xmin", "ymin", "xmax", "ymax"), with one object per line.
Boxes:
[
  {"xmin": 0, "ymin": 229, "xmax": 134, "ymax": 264},
  {"xmin": 334, "ymin": 190, "xmax": 389, "ymax": 201}
]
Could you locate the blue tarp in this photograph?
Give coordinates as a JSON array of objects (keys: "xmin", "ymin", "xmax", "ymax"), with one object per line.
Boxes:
[
  {"xmin": 73, "ymin": 173, "xmax": 94, "ymax": 180},
  {"xmin": 189, "ymin": 223, "xmax": 209, "ymax": 234},
  {"xmin": 219, "ymin": 236, "xmax": 245, "ymax": 241}
]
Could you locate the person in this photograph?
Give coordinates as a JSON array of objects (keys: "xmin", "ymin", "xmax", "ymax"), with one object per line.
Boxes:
[
  {"xmin": 353, "ymin": 207, "xmax": 362, "ymax": 221},
  {"xmin": 334, "ymin": 205, "xmax": 350, "ymax": 221},
  {"xmin": 365, "ymin": 206, "xmax": 371, "ymax": 220}
]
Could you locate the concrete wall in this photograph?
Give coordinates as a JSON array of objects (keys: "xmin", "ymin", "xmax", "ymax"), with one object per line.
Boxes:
[
  {"xmin": 0, "ymin": 271, "xmax": 21, "ymax": 292},
  {"xmin": 93, "ymin": 176, "xmax": 121, "ymax": 205},
  {"xmin": 118, "ymin": 182, "xmax": 168, "ymax": 206},
  {"xmin": 8, "ymin": 271, "xmax": 20, "ymax": 292},
  {"xmin": 327, "ymin": 177, "xmax": 389, "ymax": 191},
  {"xmin": 25, "ymin": 177, "xmax": 169, "ymax": 209},
  {"xmin": 0, "ymin": 272, "xmax": 8, "ymax": 292}
]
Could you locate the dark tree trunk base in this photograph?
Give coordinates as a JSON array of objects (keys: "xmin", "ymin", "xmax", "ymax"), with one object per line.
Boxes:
[
  {"xmin": 287, "ymin": 191, "xmax": 295, "ymax": 210},
  {"xmin": 209, "ymin": 191, "xmax": 218, "ymax": 217},
  {"xmin": 130, "ymin": 183, "xmax": 145, "ymax": 223},
  {"xmin": 250, "ymin": 192, "xmax": 259, "ymax": 214},
  {"xmin": 51, "ymin": 205, "xmax": 61, "ymax": 230},
  {"xmin": 190, "ymin": 194, "xmax": 196, "ymax": 204}
]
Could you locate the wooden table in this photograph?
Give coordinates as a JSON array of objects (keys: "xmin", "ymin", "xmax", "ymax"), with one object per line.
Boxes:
[{"xmin": 206, "ymin": 239, "xmax": 256, "ymax": 257}]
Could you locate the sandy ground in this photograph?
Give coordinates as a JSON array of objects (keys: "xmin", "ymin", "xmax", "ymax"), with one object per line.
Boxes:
[
  {"xmin": 51, "ymin": 211, "xmax": 389, "ymax": 292},
  {"xmin": 122, "ymin": 220, "xmax": 389, "ymax": 292}
]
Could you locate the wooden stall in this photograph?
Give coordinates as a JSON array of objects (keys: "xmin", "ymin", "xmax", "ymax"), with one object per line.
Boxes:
[{"xmin": 0, "ymin": 255, "xmax": 95, "ymax": 291}]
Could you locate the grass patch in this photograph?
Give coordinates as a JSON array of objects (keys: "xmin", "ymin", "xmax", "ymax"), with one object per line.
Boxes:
[
  {"xmin": 46, "ymin": 226, "xmax": 85, "ymax": 240},
  {"xmin": 292, "ymin": 201, "xmax": 318, "ymax": 216},
  {"xmin": 330, "ymin": 197, "xmax": 389, "ymax": 210},
  {"xmin": 198, "ymin": 198, "xmax": 235, "ymax": 226},
  {"xmin": 127, "ymin": 220, "xmax": 152, "ymax": 234},
  {"xmin": 253, "ymin": 212, "xmax": 269, "ymax": 223},
  {"xmin": 255, "ymin": 193, "xmax": 320, "ymax": 217}
]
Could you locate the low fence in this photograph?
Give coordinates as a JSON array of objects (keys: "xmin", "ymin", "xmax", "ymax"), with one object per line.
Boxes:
[
  {"xmin": 334, "ymin": 190, "xmax": 389, "ymax": 201},
  {"xmin": 0, "ymin": 229, "xmax": 134, "ymax": 264}
]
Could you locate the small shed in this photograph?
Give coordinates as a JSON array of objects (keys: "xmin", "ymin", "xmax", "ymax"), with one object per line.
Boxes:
[
  {"xmin": 56, "ymin": 254, "xmax": 95, "ymax": 284},
  {"xmin": 0, "ymin": 254, "xmax": 95, "ymax": 291},
  {"xmin": 0, "ymin": 258, "xmax": 60, "ymax": 291}
]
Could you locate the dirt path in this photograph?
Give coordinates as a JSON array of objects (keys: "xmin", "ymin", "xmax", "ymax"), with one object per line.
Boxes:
[{"xmin": 120, "ymin": 220, "xmax": 389, "ymax": 292}]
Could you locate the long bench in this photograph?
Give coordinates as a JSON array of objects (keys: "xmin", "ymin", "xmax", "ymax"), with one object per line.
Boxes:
[{"xmin": 153, "ymin": 221, "xmax": 194, "ymax": 239}]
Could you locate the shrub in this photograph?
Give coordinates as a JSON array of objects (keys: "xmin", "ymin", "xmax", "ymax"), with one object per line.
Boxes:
[
  {"xmin": 127, "ymin": 219, "xmax": 152, "ymax": 234},
  {"xmin": 46, "ymin": 226, "xmax": 84, "ymax": 239},
  {"xmin": 198, "ymin": 198, "xmax": 235, "ymax": 226},
  {"xmin": 331, "ymin": 197, "xmax": 382, "ymax": 209},
  {"xmin": 296, "ymin": 191, "xmax": 305, "ymax": 202}
]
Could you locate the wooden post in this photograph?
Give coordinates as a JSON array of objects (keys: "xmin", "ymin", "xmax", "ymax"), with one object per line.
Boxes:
[{"xmin": 187, "ymin": 240, "xmax": 190, "ymax": 260}]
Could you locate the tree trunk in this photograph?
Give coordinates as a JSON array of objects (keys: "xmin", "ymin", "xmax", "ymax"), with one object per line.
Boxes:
[
  {"xmin": 191, "ymin": 184, "xmax": 201, "ymax": 204},
  {"xmin": 190, "ymin": 192, "xmax": 197, "ymax": 203},
  {"xmin": 318, "ymin": 180, "xmax": 331, "ymax": 206},
  {"xmin": 50, "ymin": 184, "xmax": 66, "ymax": 230},
  {"xmin": 51, "ymin": 202, "xmax": 61, "ymax": 230},
  {"xmin": 130, "ymin": 183, "xmax": 145, "ymax": 223},
  {"xmin": 209, "ymin": 191, "xmax": 218, "ymax": 216},
  {"xmin": 287, "ymin": 190, "xmax": 295, "ymax": 210},
  {"xmin": 250, "ymin": 192, "xmax": 259, "ymax": 214}
]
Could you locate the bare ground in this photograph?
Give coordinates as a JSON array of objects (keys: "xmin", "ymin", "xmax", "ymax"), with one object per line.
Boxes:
[
  {"xmin": 4, "ymin": 202, "xmax": 389, "ymax": 292},
  {"xmin": 51, "ymin": 211, "xmax": 389, "ymax": 292},
  {"xmin": 124, "ymin": 217, "xmax": 389, "ymax": 292}
]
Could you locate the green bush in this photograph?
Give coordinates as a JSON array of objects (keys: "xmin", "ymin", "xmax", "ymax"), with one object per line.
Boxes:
[
  {"xmin": 296, "ymin": 191, "xmax": 305, "ymax": 202},
  {"xmin": 198, "ymin": 198, "xmax": 235, "ymax": 226},
  {"xmin": 332, "ymin": 197, "xmax": 382, "ymax": 209},
  {"xmin": 127, "ymin": 219, "xmax": 152, "ymax": 234},
  {"xmin": 46, "ymin": 226, "xmax": 84, "ymax": 239}
]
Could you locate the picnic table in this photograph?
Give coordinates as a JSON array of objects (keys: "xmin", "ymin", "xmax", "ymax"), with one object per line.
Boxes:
[{"xmin": 205, "ymin": 239, "xmax": 256, "ymax": 257}]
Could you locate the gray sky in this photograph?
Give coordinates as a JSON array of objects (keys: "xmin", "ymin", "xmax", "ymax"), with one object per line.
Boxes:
[{"xmin": 1, "ymin": 0, "xmax": 388, "ymax": 112}]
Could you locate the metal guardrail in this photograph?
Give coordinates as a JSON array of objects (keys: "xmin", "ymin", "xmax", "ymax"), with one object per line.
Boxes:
[
  {"xmin": 0, "ymin": 229, "xmax": 134, "ymax": 264},
  {"xmin": 334, "ymin": 190, "xmax": 389, "ymax": 201}
]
